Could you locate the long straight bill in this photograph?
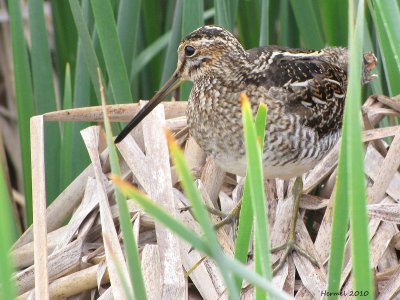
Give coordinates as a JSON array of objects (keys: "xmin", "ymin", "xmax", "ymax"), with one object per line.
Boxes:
[{"xmin": 114, "ymin": 72, "xmax": 182, "ymax": 143}]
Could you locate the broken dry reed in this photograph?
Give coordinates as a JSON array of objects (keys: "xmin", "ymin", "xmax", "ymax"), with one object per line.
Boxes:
[
  {"xmin": 81, "ymin": 126, "xmax": 130, "ymax": 299},
  {"xmin": 30, "ymin": 116, "xmax": 49, "ymax": 300}
]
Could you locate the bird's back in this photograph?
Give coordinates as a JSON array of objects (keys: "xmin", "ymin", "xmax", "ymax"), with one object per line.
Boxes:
[
  {"xmin": 188, "ymin": 46, "xmax": 349, "ymax": 178},
  {"xmin": 245, "ymin": 46, "xmax": 348, "ymax": 138}
]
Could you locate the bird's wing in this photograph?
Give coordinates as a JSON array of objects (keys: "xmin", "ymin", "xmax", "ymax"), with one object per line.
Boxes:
[{"xmin": 248, "ymin": 53, "xmax": 348, "ymax": 137}]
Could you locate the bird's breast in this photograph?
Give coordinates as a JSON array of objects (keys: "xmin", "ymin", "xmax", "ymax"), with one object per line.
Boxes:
[
  {"xmin": 186, "ymin": 82, "xmax": 341, "ymax": 178},
  {"xmin": 187, "ymin": 84, "xmax": 245, "ymax": 164}
]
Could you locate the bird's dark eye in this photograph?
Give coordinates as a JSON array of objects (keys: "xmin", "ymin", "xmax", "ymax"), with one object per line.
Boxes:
[{"xmin": 185, "ymin": 45, "xmax": 196, "ymax": 57}]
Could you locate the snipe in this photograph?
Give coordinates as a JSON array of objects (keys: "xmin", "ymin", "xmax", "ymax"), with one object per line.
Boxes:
[{"xmin": 115, "ymin": 26, "xmax": 377, "ymax": 273}]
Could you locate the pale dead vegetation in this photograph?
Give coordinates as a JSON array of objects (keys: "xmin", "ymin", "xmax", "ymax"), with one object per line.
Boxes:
[{"xmin": 10, "ymin": 94, "xmax": 400, "ymax": 299}]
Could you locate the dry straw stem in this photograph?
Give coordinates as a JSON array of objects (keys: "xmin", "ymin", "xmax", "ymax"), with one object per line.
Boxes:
[
  {"xmin": 81, "ymin": 126, "xmax": 131, "ymax": 299},
  {"xmin": 42, "ymin": 102, "xmax": 187, "ymax": 122},
  {"xmin": 30, "ymin": 115, "xmax": 48, "ymax": 299},
  {"xmin": 11, "ymin": 94, "xmax": 400, "ymax": 298}
]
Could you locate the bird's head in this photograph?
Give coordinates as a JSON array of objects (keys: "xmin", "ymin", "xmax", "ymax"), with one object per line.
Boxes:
[
  {"xmin": 114, "ymin": 26, "xmax": 245, "ymax": 143},
  {"xmin": 176, "ymin": 26, "xmax": 246, "ymax": 81}
]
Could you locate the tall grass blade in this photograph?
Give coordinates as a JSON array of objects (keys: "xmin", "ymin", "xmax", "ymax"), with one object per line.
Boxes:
[
  {"xmin": 69, "ymin": 0, "xmax": 101, "ymax": 100},
  {"xmin": 163, "ymin": 0, "xmax": 176, "ymax": 30},
  {"xmin": 278, "ymin": 0, "xmax": 299, "ymax": 47},
  {"xmin": 69, "ymin": 0, "xmax": 92, "ymax": 179},
  {"xmin": 49, "ymin": 0, "xmax": 77, "ymax": 89},
  {"xmin": 220, "ymin": 256, "xmax": 292, "ymax": 300},
  {"xmin": 319, "ymin": 0, "xmax": 348, "ymax": 46},
  {"xmin": 131, "ymin": 32, "xmax": 172, "ymax": 79},
  {"xmin": 98, "ymin": 70, "xmax": 147, "ymax": 300},
  {"xmin": 117, "ymin": 0, "xmax": 141, "ymax": 101},
  {"xmin": 233, "ymin": 102, "xmax": 268, "ymax": 292},
  {"xmin": 117, "ymin": 0, "xmax": 142, "ymax": 76},
  {"xmin": 327, "ymin": 118, "xmax": 349, "ymax": 297},
  {"xmin": 90, "ymin": 0, "xmax": 133, "ymax": 104},
  {"xmin": 60, "ymin": 64, "xmax": 73, "ymax": 190},
  {"xmin": 237, "ymin": 0, "xmax": 260, "ymax": 48},
  {"xmin": 182, "ymin": 0, "xmax": 203, "ymax": 36},
  {"xmin": 141, "ymin": 0, "xmax": 163, "ymax": 96},
  {"xmin": 363, "ymin": 15, "xmax": 383, "ymax": 94},
  {"xmin": 29, "ymin": 0, "xmax": 61, "ymax": 203},
  {"xmin": 161, "ymin": 0, "xmax": 183, "ymax": 84},
  {"xmin": 241, "ymin": 96, "xmax": 271, "ymax": 300},
  {"xmin": 112, "ymin": 176, "xmax": 211, "ymax": 255},
  {"xmin": 369, "ymin": 0, "xmax": 400, "ymax": 95},
  {"xmin": 289, "ymin": 0, "xmax": 324, "ymax": 49},
  {"xmin": 346, "ymin": 0, "xmax": 373, "ymax": 297},
  {"xmin": 167, "ymin": 133, "xmax": 220, "ymax": 252},
  {"xmin": 259, "ymin": 0, "xmax": 270, "ymax": 46},
  {"xmin": 167, "ymin": 133, "xmax": 239, "ymax": 299},
  {"xmin": 214, "ymin": 0, "xmax": 236, "ymax": 31},
  {"xmin": 0, "ymin": 165, "xmax": 17, "ymax": 300},
  {"xmin": 233, "ymin": 176, "xmax": 253, "ymax": 292},
  {"xmin": 8, "ymin": 0, "xmax": 35, "ymax": 225}
]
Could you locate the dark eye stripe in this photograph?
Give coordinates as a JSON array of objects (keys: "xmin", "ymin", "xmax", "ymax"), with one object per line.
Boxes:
[{"xmin": 185, "ymin": 45, "xmax": 196, "ymax": 56}]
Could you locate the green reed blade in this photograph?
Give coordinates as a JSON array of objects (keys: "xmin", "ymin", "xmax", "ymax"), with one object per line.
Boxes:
[
  {"xmin": 327, "ymin": 115, "xmax": 349, "ymax": 298},
  {"xmin": 369, "ymin": 0, "xmax": 400, "ymax": 95},
  {"xmin": 237, "ymin": 0, "xmax": 260, "ymax": 48},
  {"xmin": 259, "ymin": 0, "xmax": 270, "ymax": 46},
  {"xmin": 278, "ymin": 0, "xmax": 299, "ymax": 47},
  {"xmin": 242, "ymin": 97, "xmax": 271, "ymax": 300},
  {"xmin": 49, "ymin": 0, "xmax": 78, "ymax": 89},
  {"xmin": 161, "ymin": 0, "xmax": 183, "ymax": 84},
  {"xmin": 289, "ymin": 0, "xmax": 324, "ymax": 49},
  {"xmin": 117, "ymin": 0, "xmax": 142, "ymax": 76},
  {"xmin": 29, "ymin": 0, "xmax": 61, "ymax": 203},
  {"xmin": 8, "ymin": 0, "xmax": 35, "ymax": 225},
  {"xmin": 90, "ymin": 0, "xmax": 133, "ymax": 104},
  {"xmin": 0, "ymin": 165, "xmax": 17, "ymax": 300},
  {"xmin": 60, "ymin": 64, "xmax": 73, "ymax": 190},
  {"xmin": 100, "ymin": 73, "xmax": 147, "ymax": 300},
  {"xmin": 168, "ymin": 134, "xmax": 240, "ymax": 299},
  {"xmin": 141, "ymin": 0, "xmax": 163, "ymax": 97},
  {"xmin": 214, "ymin": 0, "xmax": 236, "ymax": 31},
  {"xmin": 69, "ymin": 0, "xmax": 92, "ymax": 179},
  {"xmin": 69, "ymin": 0, "xmax": 101, "ymax": 101},
  {"xmin": 113, "ymin": 176, "xmax": 211, "ymax": 255},
  {"xmin": 345, "ymin": 1, "xmax": 373, "ymax": 298},
  {"xmin": 319, "ymin": 0, "xmax": 348, "ymax": 46}
]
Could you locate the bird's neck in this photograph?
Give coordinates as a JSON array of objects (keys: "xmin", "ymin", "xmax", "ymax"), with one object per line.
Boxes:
[{"xmin": 195, "ymin": 54, "xmax": 251, "ymax": 90}]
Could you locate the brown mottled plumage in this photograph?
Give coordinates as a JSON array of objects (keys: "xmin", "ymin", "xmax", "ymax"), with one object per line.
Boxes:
[{"xmin": 116, "ymin": 26, "xmax": 376, "ymax": 179}]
